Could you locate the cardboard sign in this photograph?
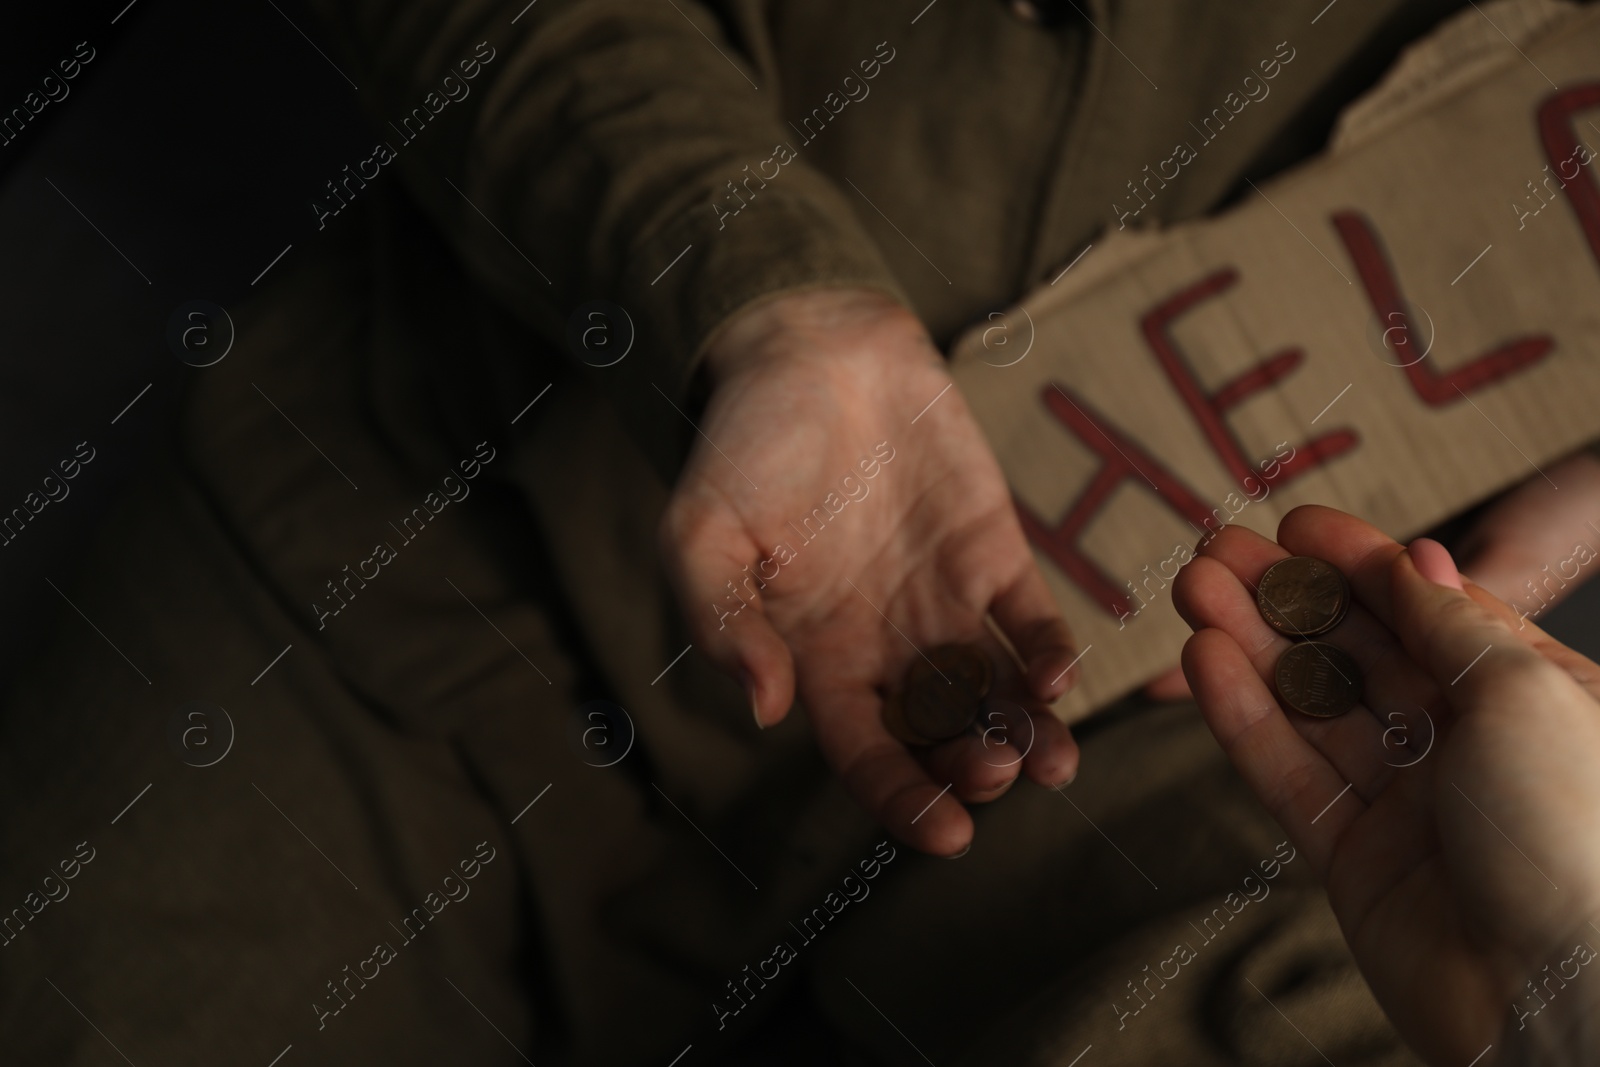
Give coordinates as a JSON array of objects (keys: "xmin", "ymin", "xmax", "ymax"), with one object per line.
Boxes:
[{"xmin": 950, "ymin": 6, "xmax": 1600, "ymax": 722}]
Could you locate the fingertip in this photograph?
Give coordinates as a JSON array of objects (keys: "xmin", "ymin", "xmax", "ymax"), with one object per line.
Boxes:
[
  {"xmin": 740, "ymin": 625, "xmax": 796, "ymax": 730},
  {"xmin": 888, "ymin": 784, "xmax": 972, "ymax": 857},
  {"xmin": 741, "ymin": 668, "xmax": 769, "ymax": 730},
  {"xmin": 926, "ymin": 734, "xmax": 1021, "ymax": 801},
  {"xmin": 992, "ymin": 568, "xmax": 1078, "ymax": 699},
  {"xmin": 1406, "ymin": 537, "xmax": 1463, "ymax": 590},
  {"xmin": 963, "ymin": 776, "xmax": 1019, "ymax": 805},
  {"xmin": 1390, "ymin": 542, "xmax": 1475, "ymax": 631},
  {"xmin": 748, "ymin": 674, "xmax": 794, "ymax": 730},
  {"xmin": 1029, "ymin": 649, "xmax": 1077, "ymax": 700},
  {"xmin": 1023, "ymin": 720, "xmax": 1079, "ymax": 788},
  {"xmin": 1277, "ymin": 504, "xmax": 1340, "ymax": 543}
]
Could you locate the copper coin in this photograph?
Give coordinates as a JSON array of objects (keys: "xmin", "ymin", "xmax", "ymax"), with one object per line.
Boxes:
[
  {"xmin": 1256, "ymin": 556, "xmax": 1351, "ymax": 637},
  {"xmin": 900, "ymin": 644, "xmax": 993, "ymax": 743},
  {"xmin": 880, "ymin": 690, "xmax": 934, "ymax": 747},
  {"xmin": 1274, "ymin": 641, "xmax": 1362, "ymax": 718}
]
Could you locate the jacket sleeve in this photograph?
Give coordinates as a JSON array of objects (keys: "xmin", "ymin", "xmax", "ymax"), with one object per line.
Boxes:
[{"xmin": 304, "ymin": 0, "xmax": 909, "ymax": 471}]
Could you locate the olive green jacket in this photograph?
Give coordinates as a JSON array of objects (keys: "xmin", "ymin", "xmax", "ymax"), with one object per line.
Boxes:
[{"xmin": 306, "ymin": 0, "xmax": 1470, "ymax": 478}]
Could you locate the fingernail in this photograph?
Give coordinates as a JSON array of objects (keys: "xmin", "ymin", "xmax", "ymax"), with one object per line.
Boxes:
[
  {"xmin": 742, "ymin": 668, "xmax": 764, "ymax": 730},
  {"xmin": 1408, "ymin": 538, "xmax": 1463, "ymax": 590},
  {"xmin": 1044, "ymin": 651, "xmax": 1076, "ymax": 693},
  {"xmin": 944, "ymin": 844, "xmax": 971, "ymax": 859}
]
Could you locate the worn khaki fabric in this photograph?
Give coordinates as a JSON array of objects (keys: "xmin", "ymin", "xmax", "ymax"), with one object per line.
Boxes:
[
  {"xmin": 0, "ymin": 2, "xmax": 1511, "ymax": 1064},
  {"xmin": 302, "ymin": 0, "xmax": 1480, "ymax": 475}
]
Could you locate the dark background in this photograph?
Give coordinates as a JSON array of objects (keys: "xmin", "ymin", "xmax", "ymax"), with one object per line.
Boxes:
[
  {"xmin": 2, "ymin": 0, "xmax": 1597, "ymax": 688},
  {"xmin": 0, "ymin": 0, "xmax": 370, "ymax": 683}
]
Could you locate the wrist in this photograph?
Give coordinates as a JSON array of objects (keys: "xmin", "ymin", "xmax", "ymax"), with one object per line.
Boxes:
[{"xmin": 701, "ymin": 286, "xmax": 930, "ymax": 387}]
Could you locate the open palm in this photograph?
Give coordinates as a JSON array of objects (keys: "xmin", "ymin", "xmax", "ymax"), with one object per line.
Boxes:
[
  {"xmin": 1174, "ymin": 506, "xmax": 1600, "ymax": 1066},
  {"xmin": 659, "ymin": 289, "xmax": 1080, "ymax": 855}
]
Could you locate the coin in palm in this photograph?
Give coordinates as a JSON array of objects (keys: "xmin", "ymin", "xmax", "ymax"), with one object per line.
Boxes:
[
  {"xmin": 1274, "ymin": 641, "xmax": 1362, "ymax": 718},
  {"xmin": 1257, "ymin": 556, "xmax": 1351, "ymax": 637},
  {"xmin": 900, "ymin": 644, "xmax": 993, "ymax": 742}
]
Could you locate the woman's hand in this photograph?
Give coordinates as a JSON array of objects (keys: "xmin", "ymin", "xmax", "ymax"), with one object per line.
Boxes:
[
  {"xmin": 1175, "ymin": 505, "xmax": 1600, "ymax": 1066},
  {"xmin": 659, "ymin": 288, "xmax": 1081, "ymax": 856}
]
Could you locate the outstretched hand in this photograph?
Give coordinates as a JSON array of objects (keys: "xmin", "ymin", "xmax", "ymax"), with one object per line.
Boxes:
[
  {"xmin": 1175, "ymin": 505, "xmax": 1600, "ymax": 1067},
  {"xmin": 659, "ymin": 288, "xmax": 1080, "ymax": 856}
]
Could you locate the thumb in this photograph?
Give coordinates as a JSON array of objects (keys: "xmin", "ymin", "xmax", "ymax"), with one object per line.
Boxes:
[
  {"xmin": 1391, "ymin": 538, "xmax": 1552, "ymax": 717},
  {"xmin": 658, "ymin": 503, "xmax": 797, "ymax": 729}
]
